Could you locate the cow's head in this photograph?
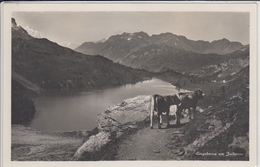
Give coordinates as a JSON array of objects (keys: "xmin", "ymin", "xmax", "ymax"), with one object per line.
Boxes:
[
  {"xmin": 170, "ymin": 94, "xmax": 181, "ymax": 105},
  {"xmin": 195, "ymin": 89, "xmax": 205, "ymax": 99}
]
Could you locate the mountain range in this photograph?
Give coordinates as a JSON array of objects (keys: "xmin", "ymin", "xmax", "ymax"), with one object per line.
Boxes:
[{"xmin": 75, "ymin": 32, "xmax": 246, "ymax": 72}]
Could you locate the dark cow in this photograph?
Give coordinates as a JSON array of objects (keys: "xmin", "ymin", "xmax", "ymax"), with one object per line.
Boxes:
[
  {"xmin": 150, "ymin": 94, "xmax": 181, "ymax": 129},
  {"xmin": 176, "ymin": 89, "xmax": 204, "ymax": 125}
]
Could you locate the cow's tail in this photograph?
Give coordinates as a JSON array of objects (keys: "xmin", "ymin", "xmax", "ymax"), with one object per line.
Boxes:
[{"xmin": 150, "ymin": 95, "xmax": 155, "ymax": 129}]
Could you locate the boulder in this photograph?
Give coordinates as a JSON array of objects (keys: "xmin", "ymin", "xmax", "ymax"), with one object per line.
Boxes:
[
  {"xmin": 73, "ymin": 131, "xmax": 111, "ymax": 160},
  {"xmin": 74, "ymin": 95, "xmax": 151, "ymax": 160}
]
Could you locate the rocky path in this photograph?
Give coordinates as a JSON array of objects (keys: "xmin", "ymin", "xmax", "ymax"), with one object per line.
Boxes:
[{"xmin": 115, "ymin": 118, "xmax": 190, "ymax": 160}]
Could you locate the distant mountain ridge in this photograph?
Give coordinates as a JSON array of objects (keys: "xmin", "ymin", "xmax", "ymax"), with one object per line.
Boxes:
[
  {"xmin": 76, "ymin": 31, "xmax": 244, "ymax": 58},
  {"xmin": 75, "ymin": 31, "xmax": 245, "ymax": 72}
]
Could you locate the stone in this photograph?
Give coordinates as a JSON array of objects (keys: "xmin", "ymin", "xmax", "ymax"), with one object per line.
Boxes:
[
  {"xmin": 74, "ymin": 131, "xmax": 111, "ymax": 160},
  {"xmin": 74, "ymin": 95, "xmax": 152, "ymax": 160}
]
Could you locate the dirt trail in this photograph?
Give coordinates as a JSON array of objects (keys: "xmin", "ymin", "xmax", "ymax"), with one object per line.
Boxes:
[{"xmin": 115, "ymin": 118, "xmax": 190, "ymax": 160}]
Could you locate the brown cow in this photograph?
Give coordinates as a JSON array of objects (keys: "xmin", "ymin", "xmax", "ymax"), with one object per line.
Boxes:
[
  {"xmin": 150, "ymin": 94, "xmax": 181, "ymax": 129},
  {"xmin": 176, "ymin": 89, "xmax": 204, "ymax": 125}
]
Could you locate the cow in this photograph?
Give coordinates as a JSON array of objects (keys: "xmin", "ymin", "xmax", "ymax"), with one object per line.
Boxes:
[
  {"xmin": 150, "ymin": 94, "xmax": 181, "ymax": 129},
  {"xmin": 176, "ymin": 89, "xmax": 204, "ymax": 125}
]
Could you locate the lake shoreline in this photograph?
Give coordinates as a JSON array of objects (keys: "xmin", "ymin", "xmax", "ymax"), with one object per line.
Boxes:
[{"xmin": 26, "ymin": 78, "xmax": 179, "ymax": 132}]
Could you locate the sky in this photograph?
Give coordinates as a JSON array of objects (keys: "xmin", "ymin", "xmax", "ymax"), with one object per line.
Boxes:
[{"xmin": 12, "ymin": 12, "xmax": 249, "ymax": 46}]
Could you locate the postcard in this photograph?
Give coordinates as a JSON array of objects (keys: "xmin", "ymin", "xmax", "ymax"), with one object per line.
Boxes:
[{"xmin": 1, "ymin": 2, "xmax": 258, "ymax": 167}]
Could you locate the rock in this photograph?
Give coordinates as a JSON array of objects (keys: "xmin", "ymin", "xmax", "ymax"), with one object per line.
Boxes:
[
  {"xmin": 74, "ymin": 131, "xmax": 111, "ymax": 160},
  {"xmin": 74, "ymin": 95, "xmax": 151, "ymax": 160},
  {"xmin": 177, "ymin": 149, "xmax": 185, "ymax": 156},
  {"xmin": 153, "ymin": 150, "xmax": 161, "ymax": 153},
  {"xmin": 97, "ymin": 95, "xmax": 151, "ymax": 132},
  {"xmin": 208, "ymin": 126, "xmax": 214, "ymax": 130},
  {"xmin": 171, "ymin": 135, "xmax": 179, "ymax": 140},
  {"xmin": 196, "ymin": 106, "xmax": 204, "ymax": 113},
  {"xmin": 172, "ymin": 131, "xmax": 185, "ymax": 134}
]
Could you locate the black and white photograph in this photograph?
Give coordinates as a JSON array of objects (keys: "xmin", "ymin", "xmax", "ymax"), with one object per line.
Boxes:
[{"xmin": 1, "ymin": 2, "xmax": 258, "ymax": 167}]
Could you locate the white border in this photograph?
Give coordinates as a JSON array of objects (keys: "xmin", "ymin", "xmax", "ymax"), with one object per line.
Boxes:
[{"xmin": 1, "ymin": 2, "xmax": 258, "ymax": 167}]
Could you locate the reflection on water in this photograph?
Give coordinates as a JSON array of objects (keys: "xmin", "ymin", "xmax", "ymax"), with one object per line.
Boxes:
[{"xmin": 28, "ymin": 78, "xmax": 178, "ymax": 132}]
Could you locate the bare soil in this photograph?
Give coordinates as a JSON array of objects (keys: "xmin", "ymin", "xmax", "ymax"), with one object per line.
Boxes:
[{"xmin": 115, "ymin": 118, "xmax": 190, "ymax": 160}]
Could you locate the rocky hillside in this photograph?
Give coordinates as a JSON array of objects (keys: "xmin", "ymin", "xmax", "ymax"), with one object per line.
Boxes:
[
  {"xmin": 196, "ymin": 46, "xmax": 249, "ymax": 81},
  {"xmin": 182, "ymin": 66, "xmax": 249, "ymax": 160},
  {"xmin": 75, "ymin": 32, "xmax": 245, "ymax": 72},
  {"xmin": 153, "ymin": 44, "xmax": 249, "ymax": 89}
]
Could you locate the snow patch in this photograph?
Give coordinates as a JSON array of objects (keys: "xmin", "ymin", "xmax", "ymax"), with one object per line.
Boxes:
[{"xmin": 25, "ymin": 26, "xmax": 41, "ymax": 38}]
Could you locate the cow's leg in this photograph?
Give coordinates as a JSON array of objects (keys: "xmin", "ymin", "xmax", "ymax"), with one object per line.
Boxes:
[
  {"xmin": 160, "ymin": 114, "xmax": 163, "ymax": 125},
  {"xmin": 192, "ymin": 106, "xmax": 197, "ymax": 119},
  {"xmin": 157, "ymin": 113, "xmax": 162, "ymax": 129},
  {"xmin": 150, "ymin": 111, "xmax": 154, "ymax": 129},
  {"xmin": 166, "ymin": 110, "xmax": 170, "ymax": 128},
  {"xmin": 150, "ymin": 96, "xmax": 155, "ymax": 129},
  {"xmin": 176, "ymin": 107, "xmax": 182, "ymax": 125},
  {"xmin": 188, "ymin": 107, "xmax": 192, "ymax": 120}
]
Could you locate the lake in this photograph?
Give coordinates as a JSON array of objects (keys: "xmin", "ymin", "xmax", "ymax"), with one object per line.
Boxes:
[{"xmin": 27, "ymin": 78, "xmax": 180, "ymax": 132}]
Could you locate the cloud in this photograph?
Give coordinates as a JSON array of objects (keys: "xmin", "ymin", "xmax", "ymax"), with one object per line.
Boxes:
[{"xmin": 25, "ymin": 26, "xmax": 41, "ymax": 38}]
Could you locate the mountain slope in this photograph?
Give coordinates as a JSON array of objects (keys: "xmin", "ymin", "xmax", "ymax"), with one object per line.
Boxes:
[
  {"xmin": 121, "ymin": 44, "xmax": 225, "ymax": 72},
  {"xmin": 196, "ymin": 46, "xmax": 249, "ymax": 81},
  {"xmin": 76, "ymin": 32, "xmax": 151, "ymax": 61},
  {"xmin": 12, "ymin": 18, "xmax": 150, "ymax": 91}
]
